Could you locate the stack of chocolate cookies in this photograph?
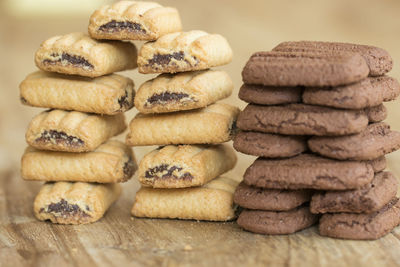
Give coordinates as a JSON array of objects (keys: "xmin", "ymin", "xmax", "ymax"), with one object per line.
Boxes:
[
  {"xmin": 234, "ymin": 41, "xmax": 400, "ymax": 239},
  {"xmin": 19, "ymin": 31, "xmax": 139, "ymax": 224}
]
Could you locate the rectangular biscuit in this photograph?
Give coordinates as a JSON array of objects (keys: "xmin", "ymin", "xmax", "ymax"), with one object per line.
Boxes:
[
  {"xmin": 131, "ymin": 176, "xmax": 239, "ymax": 221},
  {"xmin": 89, "ymin": 1, "xmax": 182, "ymax": 41},
  {"xmin": 139, "ymin": 144, "xmax": 237, "ymax": 188},
  {"xmin": 35, "ymin": 32, "xmax": 137, "ymax": 77},
  {"xmin": 26, "ymin": 109, "xmax": 126, "ymax": 152},
  {"xmin": 138, "ymin": 30, "xmax": 233, "ymax": 74},
  {"xmin": 126, "ymin": 103, "xmax": 239, "ymax": 146},
  {"xmin": 21, "ymin": 140, "xmax": 137, "ymax": 183},
  {"xmin": 34, "ymin": 182, "xmax": 121, "ymax": 224},
  {"xmin": 135, "ymin": 70, "xmax": 233, "ymax": 113},
  {"xmin": 20, "ymin": 71, "xmax": 135, "ymax": 115}
]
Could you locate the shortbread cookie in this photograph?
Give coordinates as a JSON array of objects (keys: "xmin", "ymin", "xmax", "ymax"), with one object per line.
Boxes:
[
  {"xmin": 273, "ymin": 41, "xmax": 393, "ymax": 76},
  {"xmin": 126, "ymin": 103, "xmax": 239, "ymax": 146},
  {"xmin": 34, "ymin": 182, "xmax": 121, "ymax": 224},
  {"xmin": 21, "ymin": 140, "xmax": 137, "ymax": 183},
  {"xmin": 20, "ymin": 71, "xmax": 135, "ymax": 115},
  {"xmin": 25, "ymin": 109, "xmax": 126, "ymax": 152},
  {"xmin": 365, "ymin": 104, "xmax": 387, "ymax": 122},
  {"xmin": 303, "ymin": 76, "xmax": 400, "ymax": 109},
  {"xmin": 368, "ymin": 156, "xmax": 386, "ymax": 173},
  {"xmin": 234, "ymin": 182, "xmax": 312, "ymax": 211},
  {"xmin": 89, "ymin": 1, "xmax": 182, "ymax": 41},
  {"xmin": 131, "ymin": 176, "xmax": 239, "ymax": 221},
  {"xmin": 233, "ymin": 131, "xmax": 307, "ymax": 158},
  {"xmin": 242, "ymin": 51, "xmax": 369, "ymax": 87},
  {"xmin": 238, "ymin": 84, "xmax": 303, "ymax": 105},
  {"xmin": 138, "ymin": 30, "xmax": 233, "ymax": 73},
  {"xmin": 244, "ymin": 154, "xmax": 374, "ymax": 190},
  {"xmin": 237, "ymin": 206, "xmax": 319, "ymax": 235},
  {"xmin": 135, "ymin": 70, "xmax": 233, "ymax": 113},
  {"xmin": 319, "ymin": 198, "xmax": 400, "ymax": 240},
  {"xmin": 35, "ymin": 32, "xmax": 137, "ymax": 77},
  {"xmin": 311, "ymin": 172, "xmax": 398, "ymax": 214},
  {"xmin": 237, "ymin": 104, "xmax": 368, "ymax": 136},
  {"xmin": 309, "ymin": 122, "xmax": 400, "ymax": 160}
]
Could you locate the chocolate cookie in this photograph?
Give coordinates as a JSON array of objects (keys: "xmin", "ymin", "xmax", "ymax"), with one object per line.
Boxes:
[
  {"xmin": 273, "ymin": 41, "xmax": 393, "ymax": 76},
  {"xmin": 365, "ymin": 104, "xmax": 387, "ymax": 122},
  {"xmin": 242, "ymin": 51, "xmax": 369, "ymax": 87},
  {"xmin": 237, "ymin": 206, "xmax": 319, "ymax": 235},
  {"xmin": 367, "ymin": 156, "xmax": 386, "ymax": 173},
  {"xmin": 233, "ymin": 131, "xmax": 307, "ymax": 158},
  {"xmin": 303, "ymin": 76, "xmax": 400, "ymax": 109},
  {"xmin": 237, "ymin": 104, "xmax": 368, "ymax": 136},
  {"xmin": 238, "ymin": 84, "xmax": 302, "ymax": 105},
  {"xmin": 243, "ymin": 154, "xmax": 374, "ymax": 190},
  {"xmin": 308, "ymin": 122, "xmax": 400, "ymax": 160},
  {"xmin": 319, "ymin": 198, "xmax": 400, "ymax": 240},
  {"xmin": 311, "ymin": 171, "xmax": 398, "ymax": 214},
  {"xmin": 234, "ymin": 182, "xmax": 312, "ymax": 211}
]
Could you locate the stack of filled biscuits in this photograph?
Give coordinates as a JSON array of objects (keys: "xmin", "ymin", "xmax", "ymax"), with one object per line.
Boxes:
[
  {"xmin": 233, "ymin": 41, "xmax": 400, "ymax": 239},
  {"xmin": 19, "ymin": 31, "xmax": 138, "ymax": 224}
]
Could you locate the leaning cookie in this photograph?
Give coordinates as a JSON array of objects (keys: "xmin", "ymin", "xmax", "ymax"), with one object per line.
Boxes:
[
  {"xmin": 138, "ymin": 30, "xmax": 232, "ymax": 74},
  {"xmin": 135, "ymin": 70, "xmax": 233, "ymax": 114},
  {"xmin": 89, "ymin": 1, "xmax": 182, "ymax": 41},
  {"xmin": 139, "ymin": 144, "xmax": 237, "ymax": 188},
  {"xmin": 131, "ymin": 176, "xmax": 239, "ymax": 221},
  {"xmin": 34, "ymin": 182, "xmax": 121, "ymax": 224},
  {"xmin": 35, "ymin": 32, "xmax": 137, "ymax": 77},
  {"xmin": 26, "ymin": 109, "xmax": 126, "ymax": 152},
  {"xmin": 126, "ymin": 103, "xmax": 239, "ymax": 146},
  {"xmin": 20, "ymin": 71, "xmax": 135, "ymax": 115},
  {"xmin": 21, "ymin": 140, "xmax": 137, "ymax": 183}
]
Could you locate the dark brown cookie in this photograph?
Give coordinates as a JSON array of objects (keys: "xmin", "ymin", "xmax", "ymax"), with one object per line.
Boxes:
[
  {"xmin": 367, "ymin": 156, "xmax": 386, "ymax": 173},
  {"xmin": 233, "ymin": 131, "xmax": 307, "ymax": 158},
  {"xmin": 308, "ymin": 122, "xmax": 400, "ymax": 160},
  {"xmin": 243, "ymin": 154, "xmax": 374, "ymax": 190},
  {"xmin": 237, "ymin": 104, "xmax": 368, "ymax": 136},
  {"xmin": 303, "ymin": 76, "xmax": 400, "ymax": 109},
  {"xmin": 319, "ymin": 198, "xmax": 400, "ymax": 240},
  {"xmin": 365, "ymin": 104, "xmax": 387, "ymax": 122},
  {"xmin": 234, "ymin": 182, "xmax": 312, "ymax": 211},
  {"xmin": 237, "ymin": 206, "xmax": 319, "ymax": 235},
  {"xmin": 238, "ymin": 84, "xmax": 302, "ymax": 105},
  {"xmin": 311, "ymin": 171, "xmax": 398, "ymax": 214},
  {"xmin": 273, "ymin": 41, "xmax": 393, "ymax": 76},
  {"xmin": 242, "ymin": 51, "xmax": 369, "ymax": 87}
]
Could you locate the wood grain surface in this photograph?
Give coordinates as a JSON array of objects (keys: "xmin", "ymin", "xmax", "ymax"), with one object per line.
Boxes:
[{"xmin": 1, "ymin": 0, "xmax": 400, "ymax": 266}]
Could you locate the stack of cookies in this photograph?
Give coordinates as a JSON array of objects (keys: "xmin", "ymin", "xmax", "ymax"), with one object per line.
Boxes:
[
  {"xmin": 233, "ymin": 41, "xmax": 400, "ymax": 239},
  {"xmin": 19, "ymin": 31, "xmax": 139, "ymax": 224}
]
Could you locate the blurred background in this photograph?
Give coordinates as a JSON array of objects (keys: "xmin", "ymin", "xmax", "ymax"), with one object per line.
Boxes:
[{"xmin": 1, "ymin": 0, "xmax": 400, "ymax": 178}]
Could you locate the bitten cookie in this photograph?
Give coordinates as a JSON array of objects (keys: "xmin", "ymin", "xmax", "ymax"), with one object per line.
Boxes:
[
  {"xmin": 35, "ymin": 32, "xmax": 137, "ymax": 77},
  {"xmin": 233, "ymin": 131, "xmax": 307, "ymax": 158},
  {"xmin": 242, "ymin": 51, "xmax": 369, "ymax": 87},
  {"xmin": 89, "ymin": 1, "xmax": 182, "ymax": 41},
  {"xmin": 237, "ymin": 206, "xmax": 319, "ymax": 235},
  {"xmin": 273, "ymin": 41, "xmax": 393, "ymax": 76},
  {"xmin": 309, "ymin": 122, "xmax": 400, "ymax": 160},
  {"xmin": 365, "ymin": 104, "xmax": 387, "ymax": 122},
  {"xmin": 131, "ymin": 176, "xmax": 239, "ymax": 221},
  {"xmin": 234, "ymin": 182, "xmax": 312, "ymax": 211},
  {"xmin": 21, "ymin": 140, "xmax": 137, "ymax": 183},
  {"xmin": 243, "ymin": 154, "xmax": 374, "ymax": 190},
  {"xmin": 319, "ymin": 198, "xmax": 400, "ymax": 240},
  {"xmin": 138, "ymin": 30, "xmax": 233, "ymax": 73},
  {"xmin": 26, "ymin": 109, "xmax": 126, "ymax": 152},
  {"xmin": 34, "ymin": 182, "xmax": 121, "ymax": 224},
  {"xmin": 20, "ymin": 71, "xmax": 135, "ymax": 115},
  {"xmin": 237, "ymin": 104, "xmax": 368, "ymax": 136},
  {"xmin": 126, "ymin": 103, "xmax": 239, "ymax": 146},
  {"xmin": 135, "ymin": 70, "xmax": 233, "ymax": 114},
  {"xmin": 138, "ymin": 144, "xmax": 237, "ymax": 188},
  {"xmin": 311, "ymin": 171, "xmax": 398, "ymax": 214},
  {"xmin": 238, "ymin": 84, "xmax": 303, "ymax": 105}
]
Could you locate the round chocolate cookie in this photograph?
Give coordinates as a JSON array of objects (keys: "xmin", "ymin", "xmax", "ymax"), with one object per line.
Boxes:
[
  {"xmin": 238, "ymin": 84, "xmax": 302, "ymax": 105},
  {"xmin": 365, "ymin": 104, "xmax": 387, "ymax": 122}
]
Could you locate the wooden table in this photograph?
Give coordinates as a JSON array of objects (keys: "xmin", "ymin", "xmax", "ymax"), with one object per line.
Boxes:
[{"xmin": 1, "ymin": 0, "xmax": 400, "ymax": 266}]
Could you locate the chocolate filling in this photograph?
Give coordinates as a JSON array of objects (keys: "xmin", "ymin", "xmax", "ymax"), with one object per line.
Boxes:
[
  {"xmin": 148, "ymin": 51, "xmax": 185, "ymax": 66},
  {"xmin": 98, "ymin": 20, "xmax": 146, "ymax": 34},
  {"xmin": 36, "ymin": 130, "xmax": 84, "ymax": 147},
  {"xmin": 146, "ymin": 92, "xmax": 192, "ymax": 106},
  {"xmin": 229, "ymin": 120, "xmax": 238, "ymax": 137},
  {"xmin": 40, "ymin": 199, "xmax": 90, "ymax": 218},
  {"xmin": 145, "ymin": 164, "xmax": 193, "ymax": 180},
  {"xmin": 20, "ymin": 96, "xmax": 28, "ymax": 104},
  {"xmin": 43, "ymin": 53, "xmax": 94, "ymax": 69},
  {"xmin": 118, "ymin": 90, "xmax": 131, "ymax": 109},
  {"xmin": 123, "ymin": 157, "xmax": 135, "ymax": 178}
]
